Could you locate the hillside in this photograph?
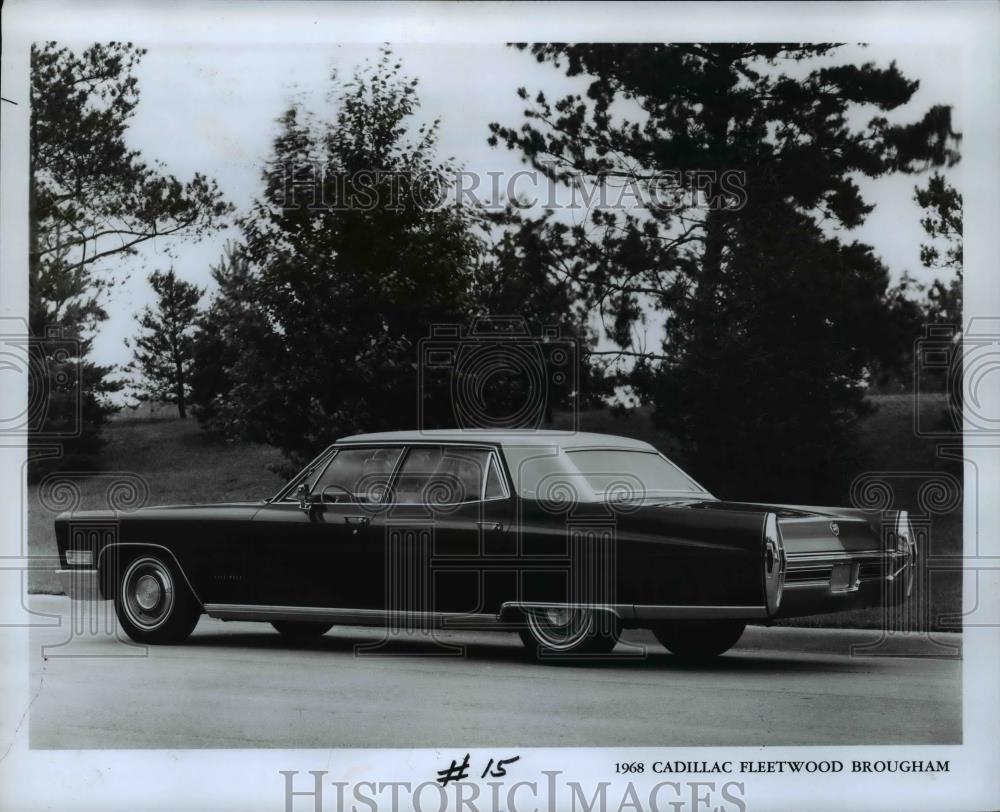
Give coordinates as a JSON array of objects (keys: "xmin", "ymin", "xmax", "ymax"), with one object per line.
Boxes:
[{"xmin": 27, "ymin": 395, "xmax": 961, "ymax": 631}]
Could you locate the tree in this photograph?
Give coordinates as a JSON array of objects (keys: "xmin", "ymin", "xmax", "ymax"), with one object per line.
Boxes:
[
  {"xmin": 29, "ymin": 42, "xmax": 229, "ymax": 466},
  {"xmin": 916, "ymin": 172, "xmax": 962, "ymax": 326},
  {"xmin": 470, "ymin": 208, "xmax": 611, "ymax": 424},
  {"xmin": 189, "ymin": 241, "xmax": 268, "ymax": 434},
  {"xmin": 127, "ymin": 270, "xmax": 203, "ymax": 418},
  {"xmin": 200, "ymin": 50, "xmax": 482, "ymax": 464},
  {"xmin": 490, "ymin": 44, "xmax": 960, "ymax": 500}
]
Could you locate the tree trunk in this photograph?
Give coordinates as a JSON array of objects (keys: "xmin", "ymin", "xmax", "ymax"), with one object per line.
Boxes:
[{"xmin": 175, "ymin": 357, "xmax": 187, "ymax": 419}]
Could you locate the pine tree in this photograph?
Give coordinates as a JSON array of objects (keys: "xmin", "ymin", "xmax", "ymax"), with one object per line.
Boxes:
[
  {"xmin": 189, "ymin": 241, "xmax": 271, "ymax": 436},
  {"xmin": 916, "ymin": 172, "xmax": 963, "ymax": 326},
  {"xmin": 490, "ymin": 44, "xmax": 960, "ymax": 500},
  {"xmin": 201, "ymin": 50, "xmax": 482, "ymax": 464},
  {"xmin": 30, "ymin": 42, "xmax": 229, "ymax": 469},
  {"xmin": 127, "ymin": 270, "xmax": 203, "ymax": 419}
]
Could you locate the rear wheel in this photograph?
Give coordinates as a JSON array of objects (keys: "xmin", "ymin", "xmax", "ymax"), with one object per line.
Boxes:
[
  {"xmin": 519, "ymin": 606, "xmax": 621, "ymax": 659},
  {"xmin": 271, "ymin": 621, "xmax": 334, "ymax": 641},
  {"xmin": 652, "ymin": 620, "xmax": 746, "ymax": 659},
  {"xmin": 113, "ymin": 554, "xmax": 201, "ymax": 644}
]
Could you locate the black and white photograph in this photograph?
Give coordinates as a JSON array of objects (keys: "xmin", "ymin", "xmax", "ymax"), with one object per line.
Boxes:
[{"xmin": 1, "ymin": 2, "xmax": 998, "ymax": 811}]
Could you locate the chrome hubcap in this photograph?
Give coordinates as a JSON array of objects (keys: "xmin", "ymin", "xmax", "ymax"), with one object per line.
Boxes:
[
  {"xmin": 545, "ymin": 607, "xmax": 572, "ymax": 626},
  {"xmin": 121, "ymin": 557, "xmax": 174, "ymax": 630},
  {"xmin": 526, "ymin": 606, "xmax": 593, "ymax": 651},
  {"xmin": 134, "ymin": 574, "xmax": 162, "ymax": 610}
]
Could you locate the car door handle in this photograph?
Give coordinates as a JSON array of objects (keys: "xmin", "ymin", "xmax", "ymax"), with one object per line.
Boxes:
[
  {"xmin": 476, "ymin": 521, "xmax": 504, "ymax": 532},
  {"xmin": 344, "ymin": 516, "xmax": 371, "ymax": 527}
]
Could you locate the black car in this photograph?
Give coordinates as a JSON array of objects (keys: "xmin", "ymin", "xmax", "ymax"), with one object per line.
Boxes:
[{"xmin": 56, "ymin": 430, "xmax": 917, "ymax": 658}]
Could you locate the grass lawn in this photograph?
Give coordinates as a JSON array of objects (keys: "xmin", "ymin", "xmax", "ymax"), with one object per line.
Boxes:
[{"xmin": 27, "ymin": 395, "xmax": 962, "ymax": 632}]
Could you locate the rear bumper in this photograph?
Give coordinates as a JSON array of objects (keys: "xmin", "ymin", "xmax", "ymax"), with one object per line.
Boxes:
[
  {"xmin": 773, "ymin": 548, "xmax": 914, "ymax": 619},
  {"xmin": 774, "ymin": 577, "xmax": 890, "ymax": 618},
  {"xmin": 57, "ymin": 568, "xmax": 105, "ymax": 600}
]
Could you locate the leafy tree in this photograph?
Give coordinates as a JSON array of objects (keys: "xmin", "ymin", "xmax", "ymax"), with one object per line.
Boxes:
[
  {"xmin": 29, "ymin": 42, "xmax": 229, "ymax": 468},
  {"xmin": 127, "ymin": 270, "xmax": 203, "ymax": 418},
  {"xmin": 202, "ymin": 50, "xmax": 482, "ymax": 464},
  {"xmin": 490, "ymin": 44, "xmax": 960, "ymax": 500}
]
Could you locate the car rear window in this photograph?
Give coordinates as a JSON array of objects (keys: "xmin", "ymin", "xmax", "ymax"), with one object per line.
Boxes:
[{"xmin": 502, "ymin": 446, "xmax": 705, "ymax": 501}]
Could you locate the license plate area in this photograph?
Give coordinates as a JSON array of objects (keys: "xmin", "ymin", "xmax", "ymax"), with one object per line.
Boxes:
[{"xmin": 830, "ymin": 562, "xmax": 860, "ymax": 593}]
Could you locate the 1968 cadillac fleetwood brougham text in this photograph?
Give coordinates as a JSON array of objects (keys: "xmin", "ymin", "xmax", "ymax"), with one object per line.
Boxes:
[{"xmin": 56, "ymin": 430, "xmax": 917, "ymax": 659}]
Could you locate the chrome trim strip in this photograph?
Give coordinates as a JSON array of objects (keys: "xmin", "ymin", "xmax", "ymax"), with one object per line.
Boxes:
[
  {"xmin": 502, "ymin": 601, "xmax": 635, "ymax": 621},
  {"xmin": 633, "ymin": 605, "xmax": 769, "ymax": 620},
  {"xmin": 203, "ymin": 604, "xmax": 500, "ymax": 628},
  {"xmin": 203, "ymin": 601, "xmax": 770, "ymax": 626},
  {"xmin": 56, "ymin": 568, "xmax": 103, "ymax": 600},
  {"xmin": 783, "ymin": 580, "xmax": 831, "ymax": 590},
  {"xmin": 784, "ymin": 581, "xmax": 863, "ymax": 593},
  {"xmin": 778, "ymin": 516, "xmax": 868, "ymax": 525},
  {"xmin": 786, "ymin": 550, "xmax": 885, "ymax": 563}
]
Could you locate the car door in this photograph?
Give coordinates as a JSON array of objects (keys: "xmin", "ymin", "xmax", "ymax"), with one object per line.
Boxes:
[
  {"xmin": 375, "ymin": 445, "xmax": 514, "ymax": 618},
  {"xmin": 247, "ymin": 445, "xmax": 403, "ymax": 608}
]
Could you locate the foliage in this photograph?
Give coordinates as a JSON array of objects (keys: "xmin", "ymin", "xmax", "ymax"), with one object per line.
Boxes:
[
  {"xmin": 127, "ymin": 270, "xmax": 203, "ymax": 418},
  {"xmin": 916, "ymin": 172, "xmax": 963, "ymax": 326},
  {"xmin": 194, "ymin": 51, "xmax": 484, "ymax": 464},
  {"xmin": 29, "ymin": 42, "xmax": 230, "ymax": 472},
  {"xmin": 490, "ymin": 44, "xmax": 960, "ymax": 500},
  {"xmin": 469, "ymin": 208, "xmax": 613, "ymax": 424},
  {"xmin": 188, "ymin": 242, "xmax": 269, "ymax": 434}
]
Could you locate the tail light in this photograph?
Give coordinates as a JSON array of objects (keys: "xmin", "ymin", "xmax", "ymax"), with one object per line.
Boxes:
[
  {"xmin": 894, "ymin": 509, "xmax": 917, "ymax": 597},
  {"xmin": 763, "ymin": 512, "xmax": 786, "ymax": 614}
]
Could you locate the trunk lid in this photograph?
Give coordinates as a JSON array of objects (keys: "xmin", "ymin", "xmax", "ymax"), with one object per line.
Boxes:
[{"xmin": 776, "ymin": 515, "xmax": 879, "ymax": 556}]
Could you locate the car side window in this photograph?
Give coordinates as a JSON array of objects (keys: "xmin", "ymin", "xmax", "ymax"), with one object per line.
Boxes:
[
  {"xmin": 392, "ymin": 446, "xmax": 443, "ymax": 503},
  {"xmin": 484, "ymin": 454, "xmax": 505, "ymax": 499},
  {"xmin": 392, "ymin": 446, "xmax": 500, "ymax": 504},
  {"xmin": 311, "ymin": 446, "xmax": 403, "ymax": 503}
]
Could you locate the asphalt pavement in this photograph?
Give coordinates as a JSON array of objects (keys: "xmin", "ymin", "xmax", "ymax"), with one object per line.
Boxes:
[{"xmin": 23, "ymin": 596, "xmax": 961, "ymax": 749}]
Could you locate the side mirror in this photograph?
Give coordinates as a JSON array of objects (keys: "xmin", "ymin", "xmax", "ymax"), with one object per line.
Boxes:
[{"xmin": 296, "ymin": 483, "xmax": 312, "ymax": 512}]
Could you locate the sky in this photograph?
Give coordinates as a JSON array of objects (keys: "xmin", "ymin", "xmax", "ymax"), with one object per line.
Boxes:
[{"xmin": 81, "ymin": 41, "xmax": 964, "ymax": 373}]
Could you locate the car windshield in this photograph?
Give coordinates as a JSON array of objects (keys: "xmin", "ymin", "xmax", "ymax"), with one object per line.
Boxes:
[{"xmin": 502, "ymin": 446, "xmax": 710, "ymax": 502}]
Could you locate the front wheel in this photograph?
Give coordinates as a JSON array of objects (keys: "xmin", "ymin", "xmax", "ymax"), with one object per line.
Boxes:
[
  {"xmin": 652, "ymin": 620, "xmax": 746, "ymax": 659},
  {"xmin": 518, "ymin": 606, "xmax": 621, "ymax": 659},
  {"xmin": 113, "ymin": 554, "xmax": 201, "ymax": 644},
  {"xmin": 271, "ymin": 621, "xmax": 334, "ymax": 641}
]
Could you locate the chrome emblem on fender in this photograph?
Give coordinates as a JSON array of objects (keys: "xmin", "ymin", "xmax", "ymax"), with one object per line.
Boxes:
[{"xmin": 830, "ymin": 521, "xmax": 840, "ymax": 537}]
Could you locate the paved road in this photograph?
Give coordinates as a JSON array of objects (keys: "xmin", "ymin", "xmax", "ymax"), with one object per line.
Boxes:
[{"xmin": 24, "ymin": 596, "xmax": 960, "ymax": 748}]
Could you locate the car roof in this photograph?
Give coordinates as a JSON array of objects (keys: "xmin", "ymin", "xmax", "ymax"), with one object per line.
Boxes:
[{"xmin": 335, "ymin": 429, "xmax": 657, "ymax": 451}]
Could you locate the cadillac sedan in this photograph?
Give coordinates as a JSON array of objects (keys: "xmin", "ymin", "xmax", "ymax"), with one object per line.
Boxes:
[{"xmin": 55, "ymin": 430, "xmax": 917, "ymax": 658}]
